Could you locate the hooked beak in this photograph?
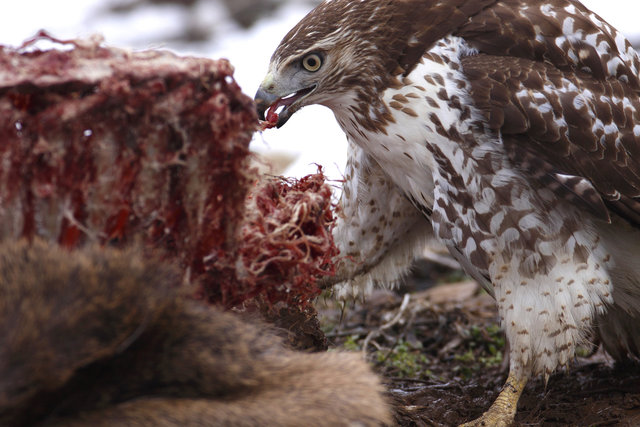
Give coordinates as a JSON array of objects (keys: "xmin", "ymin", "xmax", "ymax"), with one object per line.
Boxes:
[
  {"xmin": 254, "ymin": 87, "xmax": 283, "ymax": 125},
  {"xmin": 254, "ymin": 76, "xmax": 316, "ymax": 128}
]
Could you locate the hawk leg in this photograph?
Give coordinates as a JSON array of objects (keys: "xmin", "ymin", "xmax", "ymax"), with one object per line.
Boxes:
[{"xmin": 459, "ymin": 370, "xmax": 528, "ymax": 427}]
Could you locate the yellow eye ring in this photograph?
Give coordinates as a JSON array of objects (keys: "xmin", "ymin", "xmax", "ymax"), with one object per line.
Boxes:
[{"xmin": 302, "ymin": 53, "xmax": 322, "ymax": 72}]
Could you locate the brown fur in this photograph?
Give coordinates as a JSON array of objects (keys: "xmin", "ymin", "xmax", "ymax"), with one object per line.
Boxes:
[{"xmin": 0, "ymin": 240, "xmax": 391, "ymax": 426}]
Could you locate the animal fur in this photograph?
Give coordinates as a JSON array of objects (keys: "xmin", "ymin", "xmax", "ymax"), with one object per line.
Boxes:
[{"xmin": 0, "ymin": 239, "xmax": 391, "ymax": 426}]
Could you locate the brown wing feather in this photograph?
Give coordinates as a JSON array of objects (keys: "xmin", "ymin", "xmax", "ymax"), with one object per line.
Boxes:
[
  {"xmin": 462, "ymin": 53, "xmax": 640, "ymax": 226},
  {"xmin": 456, "ymin": 0, "xmax": 640, "ymax": 90},
  {"xmin": 449, "ymin": 0, "xmax": 640, "ymax": 226}
]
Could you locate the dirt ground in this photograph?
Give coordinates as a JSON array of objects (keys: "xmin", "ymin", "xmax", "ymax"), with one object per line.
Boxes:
[{"xmin": 316, "ymin": 261, "xmax": 640, "ymax": 426}]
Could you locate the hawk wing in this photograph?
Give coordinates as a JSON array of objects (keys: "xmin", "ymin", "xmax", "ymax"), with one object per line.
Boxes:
[{"xmin": 455, "ymin": 0, "xmax": 640, "ymax": 226}]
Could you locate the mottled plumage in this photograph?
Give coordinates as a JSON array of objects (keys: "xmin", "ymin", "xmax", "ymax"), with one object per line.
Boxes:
[{"xmin": 255, "ymin": 1, "xmax": 640, "ymax": 425}]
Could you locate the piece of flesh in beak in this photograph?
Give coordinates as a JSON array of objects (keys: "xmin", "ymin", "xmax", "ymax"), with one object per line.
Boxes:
[{"xmin": 254, "ymin": 86, "xmax": 314, "ymax": 128}]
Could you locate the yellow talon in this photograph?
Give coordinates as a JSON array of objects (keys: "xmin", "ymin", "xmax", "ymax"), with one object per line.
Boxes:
[{"xmin": 459, "ymin": 371, "xmax": 528, "ymax": 427}]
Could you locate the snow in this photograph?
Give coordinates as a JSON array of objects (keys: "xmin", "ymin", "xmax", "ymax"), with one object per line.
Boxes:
[{"xmin": 1, "ymin": 0, "xmax": 639, "ymax": 183}]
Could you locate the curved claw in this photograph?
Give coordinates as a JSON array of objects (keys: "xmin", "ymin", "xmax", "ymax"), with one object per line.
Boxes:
[{"xmin": 459, "ymin": 371, "xmax": 528, "ymax": 427}]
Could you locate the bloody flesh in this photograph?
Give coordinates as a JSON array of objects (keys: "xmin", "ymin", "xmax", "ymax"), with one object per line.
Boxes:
[{"xmin": 0, "ymin": 33, "xmax": 337, "ymax": 309}]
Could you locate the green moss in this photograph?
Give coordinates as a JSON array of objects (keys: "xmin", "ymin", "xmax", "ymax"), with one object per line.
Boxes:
[
  {"xmin": 376, "ymin": 340, "xmax": 431, "ymax": 379},
  {"xmin": 452, "ymin": 323, "xmax": 505, "ymax": 379},
  {"xmin": 342, "ymin": 334, "xmax": 362, "ymax": 352}
]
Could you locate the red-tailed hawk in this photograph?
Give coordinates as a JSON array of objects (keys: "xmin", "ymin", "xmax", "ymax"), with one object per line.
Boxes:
[{"xmin": 255, "ymin": 1, "xmax": 640, "ymax": 425}]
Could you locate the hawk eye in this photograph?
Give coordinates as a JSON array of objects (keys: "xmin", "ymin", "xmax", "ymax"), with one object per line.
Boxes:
[{"xmin": 302, "ymin": 53, "xmax": 322, "ymax": 72}]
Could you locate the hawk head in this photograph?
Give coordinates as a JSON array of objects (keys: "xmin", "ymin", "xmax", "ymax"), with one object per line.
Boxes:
[
  {"xmin": 254, "ymin": 43, "xmax": 349, "ymax": 128},
  {"xmin": 254, "ymin": 1, "xmax": 387, "ymax": 128},
  {"xmin": 254, "ymin": 0, "xmax": 496, "ymax": 128}
]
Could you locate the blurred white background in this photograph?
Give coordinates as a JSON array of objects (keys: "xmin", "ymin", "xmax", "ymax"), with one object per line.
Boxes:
[{"xmin": 1, "ymin": 0, "xmax": 639, "ymax": 182}]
